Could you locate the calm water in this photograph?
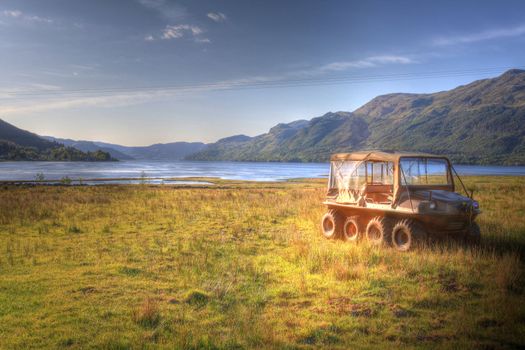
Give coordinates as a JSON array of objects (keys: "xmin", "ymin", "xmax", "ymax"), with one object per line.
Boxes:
[{"xmin": 0, "ymin": 160, "xmax": 524, "ymax": 183}]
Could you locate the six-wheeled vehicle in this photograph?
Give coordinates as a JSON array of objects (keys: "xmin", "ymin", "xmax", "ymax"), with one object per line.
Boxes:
[{"xmin": 321, "ymin": 151, "xmax": 481, "ymax": 251}]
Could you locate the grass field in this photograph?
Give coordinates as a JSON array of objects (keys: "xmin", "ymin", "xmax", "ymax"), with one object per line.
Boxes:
[{"xmin": 0, "ymin": 177, "xmax": 524, "ymax": 349}]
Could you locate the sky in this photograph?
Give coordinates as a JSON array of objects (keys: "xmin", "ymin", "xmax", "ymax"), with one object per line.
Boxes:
[{"xmin": 0, "ymin": 0, "xmax": 524, "ymax": 146}]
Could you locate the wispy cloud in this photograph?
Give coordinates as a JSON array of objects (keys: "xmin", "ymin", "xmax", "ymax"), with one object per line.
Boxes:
[
  {"xmin": 2, "ymin": 9, "xmax": 53, "ymax": 24},
  {"xmin": 318, "ymin": 55, "xmax": 415, "ymax": 72},
  {"xmin": 3, "ymin": 10, "xmax": 21, "ymax": 18},
  {"xmin": 433, "ymin": 24, "xmax": 525, "ymax": 46},
  {"xmin": 0, "ymin": 87, "xmax": 208, "ymax": 115},
  {"xmin": 138, "ymin": 1, "xmax": 210, "ymax": 43},
  {"xmin": 207, "ymin": 12, "xmax": 227, "ymax": 23},
  {"xmin": 194, "ymin": 37, "xmax": 211, "ymax": 43},
  {"xmin": 0, "ymin": 93, "xmax": 153, "ymax": 115},
  {"xmin": 137, "ymin": 0, "xmax": 187, "ymax": 20},
  {"xmin": 0, "ymin": 76, "xmax": 286, "ymax": 115},
  {"xmin": 0, "ymin": 53, "xmax": 415, "ymax": 115},
  {"xmin": 0, "ymin": 83, "xmax": 61, "ymax": 99},
  {"xmin": 162, "ymin": 24, "xmax": 202, "ymax": 39},
  {"xmin": 69, "ymin": 64, "xmax": 99, "ymax": 71},
  {"xmin": 0, "ymin": 51, "xmax": 418, "ymax": 115},
  {"xmin": 146, "ymin": 24, "xmax": 210, "ymax": 43},
  {"xmin": 0, "ymin": 74, "xmax": 315, "ymax": 114}
]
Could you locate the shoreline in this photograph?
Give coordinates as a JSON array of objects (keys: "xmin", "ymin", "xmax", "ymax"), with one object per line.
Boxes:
[{"xmin": 1, "ymin": 174, "xmax": 525, "ymax": 186}]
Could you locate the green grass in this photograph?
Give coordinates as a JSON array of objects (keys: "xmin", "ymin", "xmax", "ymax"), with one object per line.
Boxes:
[{"xmin": 0, "ymin": 177, "xmax": 524, "ymax": 349}]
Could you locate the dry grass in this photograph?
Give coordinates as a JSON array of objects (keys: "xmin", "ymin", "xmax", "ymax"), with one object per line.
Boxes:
[
  {"xmin": 133, "ymin": 298, "xmax": 161, "ymax": 329},
  {"xmin": 0, "ymin": 177, "xmax": 524, "ymax": 349}
]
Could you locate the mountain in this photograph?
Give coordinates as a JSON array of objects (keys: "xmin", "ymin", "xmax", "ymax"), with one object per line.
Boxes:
[
  {"xmin": 43, "ymin": 137, "xmax": 134, "ymax": 160},
  {"xmin": 124, "ymin": 142, "xmax": 206, "ymax": 160},
  {"xmin": 43, "ymin": 137, "xmax": 207, "ymax": 161},
  {"xmin": 189, "ymin": 115, "xmax": 369, "ymax": 162},
  {"xmin": 187, "ymin": 69, "xmax": 525, "ymax": 165},
  {"xmin": 95, "ymin": 141, "xmax": 207, "ymax": 161},
  {"xmin": 0, "ymin": 118, "xmax": 60, "ymax": 151},
  {"xmin": 0, "ymin": 119, "xmax": 113, "ymax": 161}
]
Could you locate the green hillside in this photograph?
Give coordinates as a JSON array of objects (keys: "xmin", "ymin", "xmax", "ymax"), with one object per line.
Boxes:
[
  {"xmin": 0, "ymin": 119, "xmax": 114, "ymax": 161},
  {"xmin": 188, "ymin": 69, "xmax": 525, "ymax": 164}
]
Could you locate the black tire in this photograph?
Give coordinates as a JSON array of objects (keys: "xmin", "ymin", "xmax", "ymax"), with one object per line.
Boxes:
[
  {"xmin": 343, "ymin": 216, "xmax": 361, "ymax": 242},
  {"xmin": 365, "ymin": 217, "xmax": 393, "ymax": 246},
  {"xmin": 321, "ymin": 210, "xmax": 344, "ymax": 239},
  {"xmin": 391, "ymin": 219, "xmax": 427, "ymax": 251},
  {"xmin": 465, "ymin": 222, "xmax": 481, "ymax": 245}
]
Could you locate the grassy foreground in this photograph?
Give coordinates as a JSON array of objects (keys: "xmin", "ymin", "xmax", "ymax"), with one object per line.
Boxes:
[{"xmin": 0, "ymin": 177, "xmax": 524, "ymax": 349}]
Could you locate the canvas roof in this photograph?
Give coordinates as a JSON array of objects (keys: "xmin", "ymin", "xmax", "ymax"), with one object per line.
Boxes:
[{"xmin": 330, "ymin": 150, "xmax": 446, "ymax": 162}]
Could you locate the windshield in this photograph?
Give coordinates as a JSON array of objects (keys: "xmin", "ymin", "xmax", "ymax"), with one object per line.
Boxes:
[
  {"xmin": 367, "ymin": 161, "xmax": 394, "ymax": 185},
  {"xmin": 399, "ymin": 157, "xmax": 451, "ymax": 185}
]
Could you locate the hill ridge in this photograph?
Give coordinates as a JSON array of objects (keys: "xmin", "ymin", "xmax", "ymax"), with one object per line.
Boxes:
[
  {"xmin": 0, "ymin": 119, "xmax": 113, "ymax": 161},
  {"xmin": 187, "ymin": 69, "xmax": 525, "ymax": 165}
]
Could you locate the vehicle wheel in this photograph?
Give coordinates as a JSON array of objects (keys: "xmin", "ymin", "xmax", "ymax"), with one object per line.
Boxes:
[
  {"xmin": 391, "ymin": 219, "xmax": 427, "ymax": 251},
  {"xmin": 365, "ymin": 217, "xmax": 393, "ymax": 246},
  {"xmin": 321, "ymin": 210, "xmax": 344, "ymax": 239},
  {"xmin": 342, "ymin": 216, "xmax": 360, "ymax": 242},
  {"xmin": 464, "ymin": 222, "xmax": 481, "ymax": 245}
]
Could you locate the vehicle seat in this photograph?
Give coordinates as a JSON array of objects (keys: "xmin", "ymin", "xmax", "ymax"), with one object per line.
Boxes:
[{"xmin": 363, "ymin": 184, "xmax": 393, "ymax": 204}]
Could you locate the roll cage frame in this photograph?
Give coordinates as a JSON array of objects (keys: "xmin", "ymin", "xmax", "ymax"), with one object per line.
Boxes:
[{"xmin": 328, "ymin": 152, "xmax": 472, "ymax": 211}]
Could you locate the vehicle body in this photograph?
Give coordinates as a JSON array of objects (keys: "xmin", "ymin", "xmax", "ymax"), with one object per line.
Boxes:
[{"xmin": 321, "ymin": 151, "xmax": 481, "ymax": 251}]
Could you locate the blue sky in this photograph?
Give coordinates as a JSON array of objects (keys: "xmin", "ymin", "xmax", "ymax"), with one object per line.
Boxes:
[{"xmin": 0, "ymin": 0, "xmax": 524, "ymax": 145}]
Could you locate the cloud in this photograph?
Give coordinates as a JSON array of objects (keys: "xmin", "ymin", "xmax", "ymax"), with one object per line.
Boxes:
[
  {"xmin": 0, "ymin": 93, "xmax": 152, "ymax": 115},
  {"xmin": 207, "ymin": 12, "xmax": 227, "ymax": 23},
  {"xmin": 162, "ymin": 24, "xmax": 202, "ymax": 39},
  {"xmin": 0, "ymin": 75, "xmax": 295, "ymax": 115},
  {"xmin": 0, "ymin": 54, "xmax": 415, "ymax": 115},
  {"xmin": 25, "ymin": 15, "xmax": 53, "ymax": 24},
  {"xmin": 195, "ymin": 37, "xmax": 211, "ymax": 43},
  {"xmin": 433, "ymin": 24, "xmax": 525, "ymax": 46},
  {"xmin": 0, "ymin": 88, "xmax": 204, "ymax": 115},
  {"xmin": 2, "ymin": 9, "xmax": 53, "ymax": 24},
  {"xmin": 146, "ymin": 24, "xmax": 209, "ymax": 43},
  {"xmin": 3, "ymin": 10, "xmax": 22, "ymax": 18},
  {"xmin": 137, "ymin": 0, "xmax": 187, "ymax": 20},
  {"xmin": 0, "ymin": 75, "xmax": 277, "ymax": 115},
  {"xmin": 0, "ymin": 83, "xmax": 61, "ymax": 99},
  {"xmin": 318, "ymin": 55, "xmax": 415, "ymax": 73},
  {"xmin": 69, "ymin": 64, "xmax": 99, "ymax": 71},
  {"xmin": 138, "ymin": 1, "xmax": 209, "ymax": 43}
]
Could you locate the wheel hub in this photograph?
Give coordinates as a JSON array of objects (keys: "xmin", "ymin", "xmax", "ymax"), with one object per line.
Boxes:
[{"xmin": 395, "ymin": 229, "xmax": 409, "ymax": 247}]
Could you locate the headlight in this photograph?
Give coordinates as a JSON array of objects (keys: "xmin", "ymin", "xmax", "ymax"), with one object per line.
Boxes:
[{"xmin": 429, "ymin": 201, "xmax": 437, "ymax": 210}]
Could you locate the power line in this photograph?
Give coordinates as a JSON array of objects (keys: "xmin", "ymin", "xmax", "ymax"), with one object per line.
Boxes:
[
  {"xmin": 7, "ymin": 67, "xmax": 513, "ymax": 94},
  {"xmin": 0, "ymin": 66, "xmax": 522, "ymax": 100}
]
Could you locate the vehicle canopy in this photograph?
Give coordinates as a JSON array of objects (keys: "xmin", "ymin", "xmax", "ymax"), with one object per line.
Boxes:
[
  {"xmin": 328, "ymin": 151, "xmax": 455, "ymax": 205},
  {"xmin": 330, "ymin": 150, "xmax": 442, "ymax": 162}
]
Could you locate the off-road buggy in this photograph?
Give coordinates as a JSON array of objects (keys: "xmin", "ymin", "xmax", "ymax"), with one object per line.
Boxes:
[{"xmin": 321, "ymin": 151, "xmax": 481, "ymax": 251}]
